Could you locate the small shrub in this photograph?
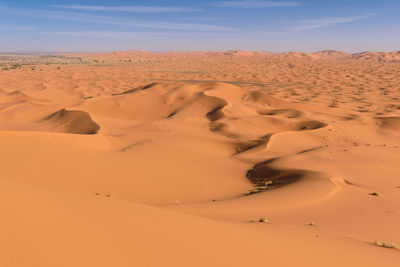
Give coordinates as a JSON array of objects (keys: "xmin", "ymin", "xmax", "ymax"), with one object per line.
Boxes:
[
  {"xmin": 249, "ymin": 218, "xmax": 270, "ymax": 223},
  {"xmin": 374, "ymin": 241, "xmax": 397, "ymax": 249},
  {"xmin": 369, "ymin": 192, "xmax": 379, "ymax": 196},
  {"xmin": 10, "ymin": 64, "xmax": 22, "ymax": 69}
]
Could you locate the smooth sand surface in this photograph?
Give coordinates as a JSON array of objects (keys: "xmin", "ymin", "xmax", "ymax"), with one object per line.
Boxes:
[{"xmin": 1, "ymin": 50, "xmax": 399, "ymax": 266}]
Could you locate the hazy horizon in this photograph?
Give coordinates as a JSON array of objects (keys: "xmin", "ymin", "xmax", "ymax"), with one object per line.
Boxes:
[
  {"xmin": 0, "ymin": 0, "xmax": 399, "ymax": 52},
  {"xmin": 0, "ymin": 49, "xmax": 399, "ymax": 55}
]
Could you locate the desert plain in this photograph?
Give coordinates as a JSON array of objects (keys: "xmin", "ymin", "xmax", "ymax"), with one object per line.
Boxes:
[{"xmin": 0, "ymin": 50, "xmax": 400, "ymax": 266}]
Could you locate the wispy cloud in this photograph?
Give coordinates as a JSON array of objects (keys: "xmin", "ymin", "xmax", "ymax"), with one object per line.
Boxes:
[
  {"xmin": 37, "ymin": 31, "xmax": 231, "ymax": 39},
  {"xmin": 38, "ymin": 31, "xmax": 171, "ymax": 38},
  {"xmin": 211, "ymin": 1, "xmax": 303, "ymax": 8},
  {"xmin": 290, "ymin": 13, "xmax": 376, "ymax": 31},
  {"xmin": 52, "ymin": 5, "xmax": 201, "ymax": 13},
  {"xmin": 0, "ymin": 24, "xmax": 39, "ymax": 31},
  {"xmin": 0, "ymin": 6, "xmax": 235, "ymax": 32}
]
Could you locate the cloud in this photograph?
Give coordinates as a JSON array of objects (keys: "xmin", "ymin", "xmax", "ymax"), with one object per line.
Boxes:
[
  {"xmin": 290, "ymin": 13, "xmax": 376, "ymax": 31},
  {"xmin": 38, "ymin": 31, "xmax": 171, "ymax": 38},
  {"xmin": 0, "ymin": 24, "xmax": 39, "ymax": 31},
  {"xmin": 0, "ymin": 6, "xmax": 235, "ymax": 32},
  {"xmin": 37, "ymin": 31, "xmax": 232, "ymax": 38},
  {"xmin": 52, "ymin": 5, "xmax": 201, "ymax": 13},
  {"xmin": 211, "ymin": 1, "xmax": 303, "ymax": 8}
]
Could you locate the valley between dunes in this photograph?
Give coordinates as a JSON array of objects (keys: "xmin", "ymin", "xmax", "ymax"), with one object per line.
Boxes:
[{"xmin": 0, "ymin": 51, "xmax": 400, "ymax": 266}]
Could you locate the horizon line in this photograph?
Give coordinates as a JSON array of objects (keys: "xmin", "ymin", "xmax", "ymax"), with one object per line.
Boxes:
[{"xmin": 1, "ymin": 49, "xmax": 399, "ymax": 55}]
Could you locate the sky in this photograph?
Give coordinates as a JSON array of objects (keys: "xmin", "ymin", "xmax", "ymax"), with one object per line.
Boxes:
[{"xmin": 0, "ymin": 0, "xmax": 399, "ymax": 53}]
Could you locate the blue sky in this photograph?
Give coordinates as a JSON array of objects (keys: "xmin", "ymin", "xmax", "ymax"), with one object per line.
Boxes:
[{"xmin": 0, "ymin": 0, "xmax": 399, "ymax": 52}]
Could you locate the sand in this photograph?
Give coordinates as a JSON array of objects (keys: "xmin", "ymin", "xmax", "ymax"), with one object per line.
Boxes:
[{"xmin": 0, "ymin": 50, "xmax": 399, "ymax": 266}]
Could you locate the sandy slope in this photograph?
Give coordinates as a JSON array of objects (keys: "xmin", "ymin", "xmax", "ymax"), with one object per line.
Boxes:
[{"xmin": 0, "ymin": 51, "xmax": 399, "ymax": 266}]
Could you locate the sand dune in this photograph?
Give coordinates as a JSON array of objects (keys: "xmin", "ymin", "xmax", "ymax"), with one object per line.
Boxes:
[
  {"xmin": 0, "ymin": 51, "xmax": 399, "ymax": 266},
  {"xmin": 40, "ymin": 108, "xmax": 100, "ymax": 134}
]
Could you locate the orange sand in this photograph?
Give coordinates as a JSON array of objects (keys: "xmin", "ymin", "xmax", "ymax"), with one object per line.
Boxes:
[{"xmin": 0, "ymin": 50, "xmax": 399, "ymax": 266}]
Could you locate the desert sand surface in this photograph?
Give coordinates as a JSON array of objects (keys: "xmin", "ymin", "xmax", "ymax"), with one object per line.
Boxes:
[{"xmin": 1, "ymin": 50, "xmax": 400, "ymax": 266}]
